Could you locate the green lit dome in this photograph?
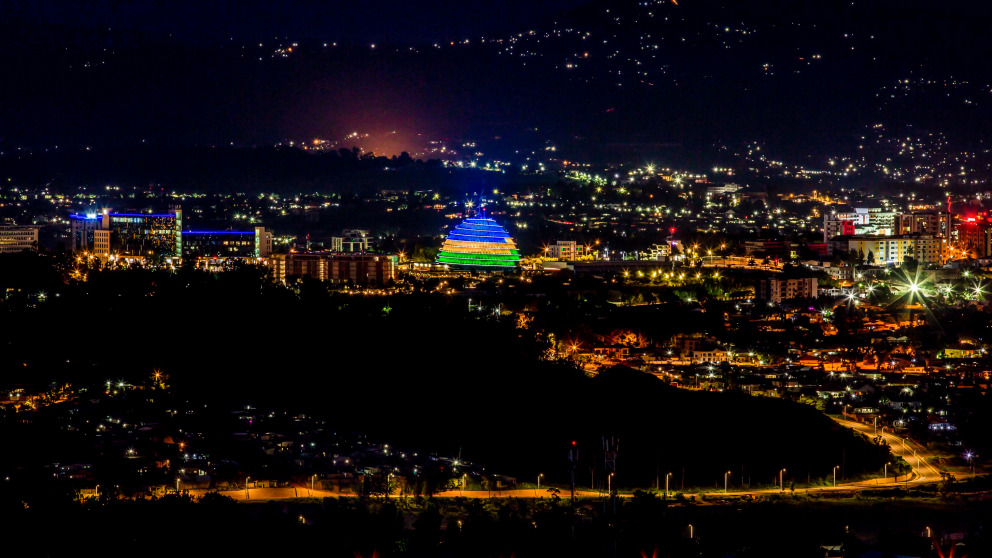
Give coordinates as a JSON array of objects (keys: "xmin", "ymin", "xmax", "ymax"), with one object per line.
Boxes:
[{"xmin": 437, "ymin": 217, "xmax": 520, "ymax": 269}]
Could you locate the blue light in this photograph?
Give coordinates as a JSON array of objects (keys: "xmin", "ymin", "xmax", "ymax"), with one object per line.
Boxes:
[
  {"xmin": 69, "ymin": 214, "xmax": 100, "ymax": 220},
  {"xmin": 184, "ymin": 231, "xmax": 254, "ymax": 235},
  {"xmin": 110, "ymin": 213, "xmax": 178, "ymax": 218}
]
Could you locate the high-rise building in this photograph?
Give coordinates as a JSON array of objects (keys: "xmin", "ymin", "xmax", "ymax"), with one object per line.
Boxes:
[
  {"xmin": 68, "ymin": 213, "xmax": 102, "ymax": 252},
  {"xmin": 255, "ymin": 226, "xmax": 273, "ymax": 258},
  {"xmin": 102, "ymin": 210, "xmax": 182, "ymax": 260},
  {"xmin": 71, "ymin": 209, "xmax": 277, "ymax": 266}
]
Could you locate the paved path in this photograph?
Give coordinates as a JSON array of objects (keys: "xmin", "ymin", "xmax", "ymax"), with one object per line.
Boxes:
[
  {"xmin": 832, "ymin": 416, "xmax": 945, "ymax": 483},
  {"xmin": 189, "ymin": 417, "xmax": 950, "ymax": 503}
]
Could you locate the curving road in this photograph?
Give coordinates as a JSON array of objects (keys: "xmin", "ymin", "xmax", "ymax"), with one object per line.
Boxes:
[
  {"xmin": 831, "ymin": 416, "xmax": 944, "ymax": 484},
  {"xmin": 185, "ymin": 417, "xmax": 950, "ymax": 503}
]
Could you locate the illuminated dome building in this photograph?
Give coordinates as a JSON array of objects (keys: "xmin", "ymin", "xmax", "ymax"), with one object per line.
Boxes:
[{"xmin": 437, "ymin": 215, "xmax": 521, "ymax": 270}]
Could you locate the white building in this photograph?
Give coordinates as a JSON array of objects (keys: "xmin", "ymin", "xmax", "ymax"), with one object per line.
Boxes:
[
  {"xmin": 693, "ymin": 349, "xmax": 729, "ymax": 363},
  {"xmin": 331, "ymin": 229, "xmax": 371, "ymax": 252},
  {"xmin": 0, "ymin": 226, "xmax": 39, "ymax": 254},
  {"xmin": 548, "ymin": 240, "xmax": 592, "ymax": 261},
  {"xmin": 823, "ymin": 208, "xmax": 896, "ymax": 243}
]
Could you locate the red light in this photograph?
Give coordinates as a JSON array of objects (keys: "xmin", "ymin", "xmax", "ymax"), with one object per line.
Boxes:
[
  {"xmin": 571, "ymin": 440, "xmax": 577, "ymax": 446},
  {"xmin": 669, "ymin": 227, "xmax": 676, "ymax": 234}
]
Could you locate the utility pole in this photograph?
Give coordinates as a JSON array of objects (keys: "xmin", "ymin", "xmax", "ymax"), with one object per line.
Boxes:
[
  {"xmin": 568, "ymin": 441, "xmax": 577, "ymax": 506},
  {"xmin": 604, "ymin": 436, "xmax": 618, "ymax": 513}
]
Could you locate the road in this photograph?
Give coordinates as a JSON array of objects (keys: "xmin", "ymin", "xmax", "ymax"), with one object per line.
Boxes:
[
  {"xmin": 832, "ymin": 416, "xmax": 944, "ymax": 483},
  {"xmin": 188, "ymin": 487, "xmax": 603, "ymax": 501},
  {"xmin": 186, "ymin": 417, "xmax": 949, "ymax": 503}
]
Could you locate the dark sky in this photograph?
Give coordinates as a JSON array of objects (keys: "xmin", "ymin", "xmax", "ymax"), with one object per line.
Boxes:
[
  {"xmin": 0, "ymin": 0, "xmax": 592, "ymax": 150},
  {"xmin": 3, "ymin": 0, "xmax": 587, "ymax": 44},
  {"xmin": 2, "ymin": 0, "xmax": 989, "ymax": 163}
]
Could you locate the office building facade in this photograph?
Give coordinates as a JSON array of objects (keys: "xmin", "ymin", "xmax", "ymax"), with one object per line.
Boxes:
[
  {"xmin": 759, "ymin": 277, "xmax": 818, "ymax": 303},
  {"xmin": 181, "ymin": 227, "xmax": 272, "ymax": 262},
  {"xmin": 69, "ymin": 214, "xmax": 102, "ymax": 252},
  {"xmin": 268, "ymin": 252, "xmax": 397, "ymax": 285},
  {"xmin": 0, "ymin": 226, "xmax": 40, "ymax": 254}
]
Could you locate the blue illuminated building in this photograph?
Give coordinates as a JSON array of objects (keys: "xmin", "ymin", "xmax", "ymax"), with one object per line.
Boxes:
[{"xmin": 437, "ymin": 215, "xmax": 520, "ymax": 269}]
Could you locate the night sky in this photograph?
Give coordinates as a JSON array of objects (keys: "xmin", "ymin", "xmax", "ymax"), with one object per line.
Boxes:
[
  {"xmin": 2, "ymin": 0, "xmax": 585, "ymax": 43},
  {"xmin": 2, "ymin": 1, "xmax": 990, "ymax": 162}
]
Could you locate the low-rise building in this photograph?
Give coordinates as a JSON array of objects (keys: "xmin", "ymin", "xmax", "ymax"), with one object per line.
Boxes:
[
  {"xmin": 181, "ymin": 227, "xmax": 273, "ymax": 265},
  {"xmin": 693, "ymin": 349, "xmax": 729, "ymax": 363},
  {"xmin": 758, "ymin": 277, "xmax": 817, "ymax": 303},
  {"xmin": 268, "ymin": 252, "xmax": 398, "ymax": 285},
  {"xmin": 331, "ymin": 229, "xmax": 372, "ymax": 252},
  {"xmin": 0, "ymin": 226, "xmax": 39, "ymax": 253},
  {"xmin": 830, "ymin": 234, "xmax": 947, "ymax": 265}
]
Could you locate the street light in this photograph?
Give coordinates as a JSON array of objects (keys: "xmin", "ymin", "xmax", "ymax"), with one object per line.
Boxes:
[
  {"xmin": 311, "ymin": 474, "xmax": 317, "ymax": 496},
  {"xmin": 246, "ymin": 476, "xmax": 251, "ymax": 500},
  {"xmin": 537, "ymin": 473, "xmax": 543, "ymax": 492},
  {"xmin": 665, "ymin": 472, "xmax": 672, "ymax": 497},
  {"xmin": 688, "ymin": 524, "xmax": 694, "ymax": 539},
  {"xmin": 884, "ymin": 462, "xmax": 890, "ymax": 481},
  {"xmin": 724, "ymin": 471, "xmax": 731, "ymax": 493},
  {"xmin": 780, "ymin": 468, "xmax": 786, "ymax": 491},
  {"xmin": 608, "ymin": 472, "xmax": 615, "ymax": 494},
  {"xmin": 833, "ymin": 465, "xmax": 840, "ymax": 487}
]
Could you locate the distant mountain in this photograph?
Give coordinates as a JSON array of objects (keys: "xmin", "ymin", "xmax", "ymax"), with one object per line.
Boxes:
[{"xmin": 1, "ymin": 1, "xmax": 989, "ymax": 178}]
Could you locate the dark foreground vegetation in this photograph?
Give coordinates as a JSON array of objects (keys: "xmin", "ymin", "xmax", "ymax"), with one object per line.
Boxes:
[
  {"xmin": 2, "ymin": 256, "xmax": 895, "ymax": 489},
  {"xmin": 2, "ymin": 489, "xmax": 989, "ymax": 557}
]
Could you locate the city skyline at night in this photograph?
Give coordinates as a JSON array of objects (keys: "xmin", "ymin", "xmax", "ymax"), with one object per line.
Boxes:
[{"xmin": 2, "ymin": 2, "xmax": 992, "ymax": 557}]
